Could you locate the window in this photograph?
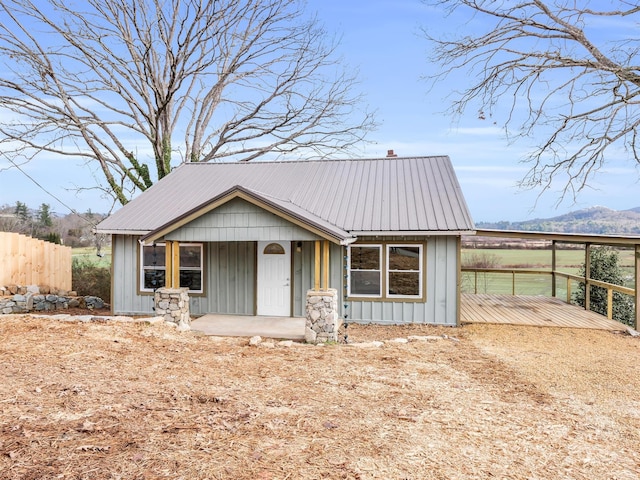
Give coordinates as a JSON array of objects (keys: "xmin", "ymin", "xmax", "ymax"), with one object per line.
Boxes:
[
  {"xmin": 141, "ymin": 244, "xmax": 166, "ymax": 291},
  {"xmin": 140, "ymin": 243, "xmax": 203, "ymax": 293},
  {"xmin": 347, "ymin": 243, "xmax": 423, "ymax": 300},
  {"xmin": 263, "ymin": 243, "xmax": 285, "ymax": 254},
  {"xmin": 179, "ymin": 243, "xmax": 203, "ymax": 293},
  {"xmin": 348, "ymin": 245, "xmax": 382, "ymax": 297},
  {"xmin": 387, "ymin": 245, "xmax": 422, "ymax": 298}
]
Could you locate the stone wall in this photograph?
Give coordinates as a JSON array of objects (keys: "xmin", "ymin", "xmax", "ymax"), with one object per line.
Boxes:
[
  {"xmin": 154, "ymin": 287, "xmax": 190, "ymax": 330},
  {"xmin": 0, "ymin": 284, "xmax": 106, "ymax": 315},
  {"xmin": 305, "ymin": 288, "xmax": 340, "ymax": 343}
]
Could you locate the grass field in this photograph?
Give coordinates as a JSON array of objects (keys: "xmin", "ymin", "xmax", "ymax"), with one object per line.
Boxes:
[
  {"xmin": 72, "ymin": 246, "xmax": 112, "ymax": 268},
  {"xmin": 461, "ymin": 247, "xmax": 636, "ymax": 297}
]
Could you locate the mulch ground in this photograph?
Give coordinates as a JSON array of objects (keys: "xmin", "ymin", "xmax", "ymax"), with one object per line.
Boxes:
[{"xmin": 0, "ymin": 315, "xmax": 639, "ymax": 479}]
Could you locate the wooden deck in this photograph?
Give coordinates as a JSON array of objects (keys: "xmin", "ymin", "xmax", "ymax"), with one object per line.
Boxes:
[{"xmin": 461, "ymin": 294, "xmax": 628, "ymax": 331}]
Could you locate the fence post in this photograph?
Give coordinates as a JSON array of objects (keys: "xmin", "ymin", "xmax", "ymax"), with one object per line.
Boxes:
[{"xmin": 607, "ymin": 288, "xmax": 613, "ymax": 320}]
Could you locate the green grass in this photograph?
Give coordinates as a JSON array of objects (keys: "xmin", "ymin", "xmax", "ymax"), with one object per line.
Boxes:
[
  {"xmin": 461, "ymin": 247, "xmax": 636, "ymax": 296},
  {"xmin": 72, "ymin": 246, "xmax": 112, "ymax": 268}
]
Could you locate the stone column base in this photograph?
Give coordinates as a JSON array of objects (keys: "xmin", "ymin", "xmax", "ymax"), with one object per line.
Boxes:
[
  {"xmin": 305, "ymin": 288, "xmax": 339, "ymax": 343},
  {"xmin": 154, "ymin": 287, "xmax": 190, "ymax": 329}
]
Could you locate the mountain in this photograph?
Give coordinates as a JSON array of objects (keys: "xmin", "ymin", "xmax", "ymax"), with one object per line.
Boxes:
[{"xmin": 476, "ymin": 206, "xmax": 640, "ymax": 235}]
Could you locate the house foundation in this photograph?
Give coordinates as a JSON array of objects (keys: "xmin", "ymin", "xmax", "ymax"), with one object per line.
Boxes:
[
  {"xmin": 154, "ymin": 287, "xmax": 190, "ymax": 329},
  {"xmin": 305, "ymin": 288, "xmax": 340, "ymax": 343}
]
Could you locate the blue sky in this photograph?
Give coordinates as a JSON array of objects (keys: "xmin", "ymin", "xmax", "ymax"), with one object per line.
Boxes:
[{"xmin": 1, "ymin": 0, "xmax": 639, "ymax": 222}]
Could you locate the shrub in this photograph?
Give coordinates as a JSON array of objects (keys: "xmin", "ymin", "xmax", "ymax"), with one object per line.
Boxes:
[
  {"xmin": 72, "ymin": 257, "xmax": 111, "ymax": 303},
  {"xmin": 462, "ymin": 252, "xmax": 500, "ymax": 268},
  {"xmin": 572, "ymin": 246, "xmax": 635, "ymax": 326}
]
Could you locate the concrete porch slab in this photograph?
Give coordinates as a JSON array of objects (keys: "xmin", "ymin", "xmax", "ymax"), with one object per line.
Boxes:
[{"xmin": 191, "ymin": 314, "xmax": 306, "ymax": 340}]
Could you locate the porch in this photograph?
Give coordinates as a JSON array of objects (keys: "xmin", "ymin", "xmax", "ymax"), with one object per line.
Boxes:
[
  {"xmin": 460, "ymin": 293, "xmax": 628, "ymax": 331},
  {"xmin": 191, "ymin": 314, "xmax": 306, "ymax": 340}
]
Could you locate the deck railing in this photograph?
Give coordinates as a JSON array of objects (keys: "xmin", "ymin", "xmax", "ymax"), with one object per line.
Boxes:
[{"xmin": 461, "ymin": 267, "xmax": 635, "ymax": 324}]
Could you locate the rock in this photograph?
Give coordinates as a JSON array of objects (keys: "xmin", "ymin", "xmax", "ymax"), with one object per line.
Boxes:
[
  {"xmin": 389, "ymin": 338, "xmax": 409, "ymax": 344},
  {"xmin": 26, "ymin": 285, "xmax": 40, "ymax": 294},
  {"xmin": 304, "ymin": 327, "xmax": 317, "ymax": 344},
  {"xmin": 249, "ymin": 335, "xmax": 262, "ymax": 346},
  {"xmin": 278, "ymin": 340, "xmax": 294, "ymax": 348},
  {"xmin": 347, "ymin": 341, "xmax": 384, "ymax": 348},
  {"xmin": 408, "ymin": 335, "xmax": 443, "ymax": 342},
  {"xmin": 68, "ymin": 298, "xmax": 80, "ymax": 308},
  {"xmin": 260, "ymin": 342, "xmax": 275, "ymax": 348}
]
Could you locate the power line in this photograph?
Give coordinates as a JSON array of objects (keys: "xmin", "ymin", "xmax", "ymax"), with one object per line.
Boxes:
[{"xmin": 2, "ymin": 155, "xmax": 100, "ymax": 228}]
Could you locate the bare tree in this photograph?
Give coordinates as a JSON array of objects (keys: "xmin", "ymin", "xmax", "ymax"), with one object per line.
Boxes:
[
  {"xmin": 423, "ymin": 0, "xmax": 640, "ymax": 199},
  {"xmin": 0, "ymin": 0, "xmax": 374, "ymax": 205}
]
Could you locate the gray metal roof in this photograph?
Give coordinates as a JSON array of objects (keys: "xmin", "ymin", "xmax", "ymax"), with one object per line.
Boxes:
[{"xmin": 96, "ymin": 156, "xmax": 475, "ymax": 237}]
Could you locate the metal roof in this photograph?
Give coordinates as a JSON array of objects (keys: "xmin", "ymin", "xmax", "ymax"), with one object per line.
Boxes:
[{"xmin": 96, "ymin": 156, "xmax": 475, "ymax": 237}]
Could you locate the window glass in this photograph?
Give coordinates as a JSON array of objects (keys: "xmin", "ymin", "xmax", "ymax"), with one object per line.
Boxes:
[
  {"xmin": 351, "ymin": 246, "xmax": 380, "ymax": 269},
  {"xmin": 348, "ymin": 245, "xmax": 381, "ymax": 296},
  {"xmin": 142, "ymin": 244, "xmax": 166, "ymax": 290},
  {"xmin": 263, "ymin": 243, "xmax": 285, "ymax": 254},
  {"xmin": 179, "ymin": 244, "xmax": 203, "ymax": 293},
  {"xmin": 180, "ymin": 244, "xmax": 202, "ymax": 267},
  {"xmin": 387, "ymin": 244, "xmax": 422, "ymax": 298}
]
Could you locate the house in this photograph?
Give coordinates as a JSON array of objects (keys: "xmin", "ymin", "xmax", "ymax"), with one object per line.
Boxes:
[{"xmin": 96, "ymin": 155, "xmax": 475, "ymax": 326}]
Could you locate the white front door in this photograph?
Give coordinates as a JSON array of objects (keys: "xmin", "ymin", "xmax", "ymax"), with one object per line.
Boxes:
[{"xmin": 257, "ymin": 241, "xmax": 291, "ymax": 316}]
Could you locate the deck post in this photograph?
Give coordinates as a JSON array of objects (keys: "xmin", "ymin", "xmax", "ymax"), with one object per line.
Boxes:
[
  {"xmin": 551, "ymin": 240, "xmax": 557, "ymax": 298},
  {"xmin": 635, "ymin": 245, "xmax": 640, "ymax": 330},
  {"xmin": 585, "ymin": 243, "xmax": 591, "ymax": 312}
]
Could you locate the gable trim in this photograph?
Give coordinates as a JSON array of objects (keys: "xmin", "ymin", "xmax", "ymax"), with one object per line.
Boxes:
[{"xmin": 141, "ymin": 185, "xmax": 355, "ymax": 246}]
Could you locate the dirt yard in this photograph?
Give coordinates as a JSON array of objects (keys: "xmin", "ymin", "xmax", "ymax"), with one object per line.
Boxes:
[{"xmin": 1, "ymin": 315, "xmax": 639, "ymax": 480}]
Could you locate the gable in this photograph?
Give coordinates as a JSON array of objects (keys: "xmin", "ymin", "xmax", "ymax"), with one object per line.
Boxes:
[{"xmin": 163, "ymin": 197, "xmax": 324, "ymax": 242}]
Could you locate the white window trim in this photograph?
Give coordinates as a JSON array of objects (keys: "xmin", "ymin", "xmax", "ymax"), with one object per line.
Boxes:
[
  {"xmin": 140, "ymin": 242, "xmax": 166, "ymax": 293},
  {"xmin": 140, "ymin": 242, "xmax": 204, "ymax": 294},
  {"xmin": 347, "ymin": 244, "xmax": 382, "ymax": 298},
  {"xmin": 386, "ymin": 244, "xmax": 423, "ymax": 299}
]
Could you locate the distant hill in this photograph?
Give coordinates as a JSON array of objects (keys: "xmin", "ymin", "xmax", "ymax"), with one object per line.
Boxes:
[{"xmin": 476, "ymin": 206, "xmax": 640, "ymax": 235}]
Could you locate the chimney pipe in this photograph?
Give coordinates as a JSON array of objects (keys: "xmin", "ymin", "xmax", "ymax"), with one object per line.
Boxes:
[{"xmin": 386, "ymin": 149, "xmax": 397, "ymax": 158}]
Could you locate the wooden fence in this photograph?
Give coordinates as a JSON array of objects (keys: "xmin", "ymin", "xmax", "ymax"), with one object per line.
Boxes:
[{"xmin": 0, "ymin": 232, "xmax": 72, "ymax": 291}]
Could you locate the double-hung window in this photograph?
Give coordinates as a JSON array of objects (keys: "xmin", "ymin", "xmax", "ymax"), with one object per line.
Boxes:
[
  {"xmin": 141, "ymin": 244, "xmax": 166, "ymax": 291},
  {"xmin": 348, "ymin": 245, "xmax": 382, "ymax": 297},
  {"xmin": 347, "ymin": 243, "xmax": 423, "ymax": 299},
  {"xmin": 387, "ymin": 245, "xmax": 422, "ymax": 298},
  {"xmin": 140, "ymin": 242, "xmax": 203, "ymax": 293}
]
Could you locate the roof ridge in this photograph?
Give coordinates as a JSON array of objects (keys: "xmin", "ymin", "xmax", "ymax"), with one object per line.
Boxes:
[{"xmin": 182, "ymin": 156, "xmax": 449, "ymax": 166}]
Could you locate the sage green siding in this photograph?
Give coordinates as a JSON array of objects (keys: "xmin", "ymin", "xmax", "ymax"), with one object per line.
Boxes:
[
  {"xmin": 112, "ymin": 233, "xmax": 460, "ymax": 325},
  {"xmin": 345, "ymin": 236, "xmax": 459, "ymax": 326},
  {"xmin": 292, "ymin": 241, "xmax": 343, "ymax": 317},
  {"xmin": 111, "ymin": 235, "xmax": 255, "ymax": 316},
  {"xmin": 165, "ymin": 198, "xmax": 323, "ymax": 242}
]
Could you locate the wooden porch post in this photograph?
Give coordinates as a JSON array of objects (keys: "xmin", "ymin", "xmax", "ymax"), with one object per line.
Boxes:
[
  {"xmin": 172, "ymin": 241, "xmax": 181, "ymax": 288},
  {"xmin": 164, "ymin": 242, "xmax": 173, "ymax": 288},
  {"xmin": 314, "ymin": 240, "xmax": 321, "ymax": 290},
  {"xmin": 322, "ymin": 240, "xmax": 330, "ymax": 290}
]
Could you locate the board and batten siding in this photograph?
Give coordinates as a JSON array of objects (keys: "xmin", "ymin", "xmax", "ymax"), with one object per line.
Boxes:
[
  {"xmin": 111, "ymin": 235, "xmax": 255, "ymax": 316},
  {"xmin": 346, "ymin": 236, "xmax": 459, "ymax": 326},
  {"xmin": 165, "ymin": 197, "xmax": 323, "ymax": 242},
  {"xmin": 292, "ymin": 241, "xmax": 343, "ymax": 317}
]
